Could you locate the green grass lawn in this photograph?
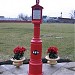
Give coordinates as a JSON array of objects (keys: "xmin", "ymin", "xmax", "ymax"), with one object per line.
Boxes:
[{"xmin": 0, "ymin": 23, "xmax": 75, "ymax": 61}]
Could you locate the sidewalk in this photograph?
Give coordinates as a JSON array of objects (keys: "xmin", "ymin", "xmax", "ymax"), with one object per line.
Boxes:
[{"xmin": 0, "ymin": 62, "xmax": 75, "ymax": 75}]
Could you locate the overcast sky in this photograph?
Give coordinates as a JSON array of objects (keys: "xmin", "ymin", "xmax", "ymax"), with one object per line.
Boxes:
[{"xmin": 0, "ymin": 0, "xmax": 75, "ymax": 18}]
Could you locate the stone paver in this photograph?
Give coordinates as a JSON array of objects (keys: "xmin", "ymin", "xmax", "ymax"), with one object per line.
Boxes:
[
  {"xmin": 52, "ymin": 67, "xmax": 75, "ymax": 75},
  {"xmin": 0, "ymin": 62, "xmax": 75, "ymax": 75},
  {"xmin": 64, "ymin": 62, "xmax": 75, "ymax": 68},
  {"xmin": 0, "ymin": 66, "xmax": 7, "ymax": 75},
  {"xmin": 1, "ymin": 65, "xmax": 28, "ymax": 75},
  {"xmin": 42, "ymin": 63, "xmax": 66, "ymax": 75}
]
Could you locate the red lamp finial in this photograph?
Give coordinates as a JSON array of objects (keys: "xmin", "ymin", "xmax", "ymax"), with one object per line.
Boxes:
[{"xmin": 36, "ymin": 0, "xmax": 39, "ymax": 4}]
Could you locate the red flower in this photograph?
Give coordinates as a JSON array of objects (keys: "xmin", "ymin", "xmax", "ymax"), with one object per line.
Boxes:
[
  {"xmin": 47, "ymin": 46, "xmax": 58, "ymax": 54},
  {"xmin": 20, "ymin": 47, "xmax": 26, "ymax": 54},
  {"xmin": 13, "ymin": 46, "xmax": 26, "ymax": 54}
]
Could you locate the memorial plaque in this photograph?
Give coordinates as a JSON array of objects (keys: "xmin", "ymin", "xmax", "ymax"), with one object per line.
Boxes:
[{"xmin": 33, "ymin": 10, "xmax": 41, "ymax": 19}]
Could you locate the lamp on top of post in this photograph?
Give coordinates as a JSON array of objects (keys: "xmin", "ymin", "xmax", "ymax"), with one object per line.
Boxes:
[{"xmin": 32, "ymin": 0, "xmax": 43, "ymax": 24}]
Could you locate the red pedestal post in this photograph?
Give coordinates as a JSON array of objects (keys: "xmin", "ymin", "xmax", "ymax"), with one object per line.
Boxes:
[
  {"xmin": 29, "ymin": 22, "xmax": 42, "ymax": 75},
  {"xmin": 29, "ymin": 2, "xmax": 43, "ymax": 75}
]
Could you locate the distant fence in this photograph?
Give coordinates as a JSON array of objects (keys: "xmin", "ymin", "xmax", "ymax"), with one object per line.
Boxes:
[
  {"xmin": 58, "ymin": 18, "xmax": 75, "ymax": 24},
  {"xmin": 46, "ymin": 17, "xmax": 75, "ymax": 24},
  {"xmin": 0, "ymin": 18, "xmax": 75, "ymax": 24},
  {"xmin": 0, "ymin": 20, "xmax": 31, "ymax": 23}
]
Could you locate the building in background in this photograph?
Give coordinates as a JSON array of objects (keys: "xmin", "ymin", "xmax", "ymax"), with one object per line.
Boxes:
[{"xmin": 0, "ymin": 16, "xmax": 4, "ymax": 18}]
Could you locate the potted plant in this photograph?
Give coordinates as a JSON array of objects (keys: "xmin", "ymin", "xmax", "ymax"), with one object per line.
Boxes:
[
  {"xmin": 11, "ymin": 46, "xmax": 26, "ymax": 68},
  {"xmin": 45, "ymin": 46, "xmax": 60, "ymax": 65}
]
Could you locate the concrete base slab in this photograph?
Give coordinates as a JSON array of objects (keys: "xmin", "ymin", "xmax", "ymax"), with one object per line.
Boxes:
[{"xmin": 0, "ymin": 62, "xmax": 75, "ymax": 75}]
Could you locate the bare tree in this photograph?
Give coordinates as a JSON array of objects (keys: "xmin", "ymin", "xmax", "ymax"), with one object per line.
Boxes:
[
  {"xmin": 69, "ymin": 10, "xmax": 75, "ymax": 19},
  {"xmin": 18, "ymin": 13, "xmax": 28, "ymax": 21}
]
